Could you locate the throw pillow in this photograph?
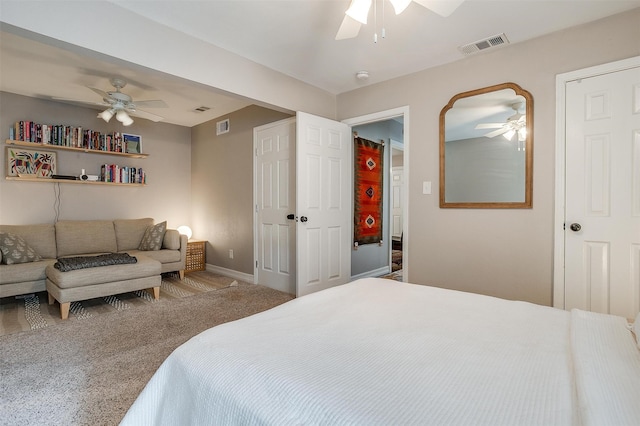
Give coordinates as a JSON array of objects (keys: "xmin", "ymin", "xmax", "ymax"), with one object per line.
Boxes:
[
  {"xmin": 139, "ymin": 221, "xmax": 167, "ymax": 251},
  {"xmin": 0, "ymin": 232, "xmax": 42, "ymax": 265}
]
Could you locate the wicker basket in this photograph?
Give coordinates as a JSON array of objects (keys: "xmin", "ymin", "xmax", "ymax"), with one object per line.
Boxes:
[{"xmin": 186, "ymin": 240, "xmax": 206, "ymax": 272}]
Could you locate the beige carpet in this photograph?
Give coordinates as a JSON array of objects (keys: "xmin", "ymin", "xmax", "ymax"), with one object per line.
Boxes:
[
  {"xmin": 0, "ymin": 271, "xmax": 238, "ymax": 337},
  {"xmin": 0, "ymin": 272, "xmax": 294, "ymax": 425}
]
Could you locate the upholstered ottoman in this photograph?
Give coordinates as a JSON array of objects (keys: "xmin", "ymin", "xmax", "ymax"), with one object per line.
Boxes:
[{"xmin": 45, "ymin": 254, "xmax": 161, "ymax": 320}]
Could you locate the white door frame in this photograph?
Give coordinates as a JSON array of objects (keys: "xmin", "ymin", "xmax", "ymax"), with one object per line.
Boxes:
[
  {"xmin": 343, "ymin": 106, "xmax": 410, "ymax": 280},
  {"xmin": 553, "ymin": 55, "xmax": 640, "ymax": 309}
]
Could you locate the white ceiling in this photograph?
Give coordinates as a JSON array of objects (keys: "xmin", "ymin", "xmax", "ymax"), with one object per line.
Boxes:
[{"xmin": 1, "ymin": 0, "xmax": 639, "ymax": 127}]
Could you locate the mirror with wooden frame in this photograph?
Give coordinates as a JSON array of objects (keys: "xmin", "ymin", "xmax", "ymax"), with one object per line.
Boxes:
[{"xmin": 439, "ymin": 82, "xmax": 533, "ymax": 208}]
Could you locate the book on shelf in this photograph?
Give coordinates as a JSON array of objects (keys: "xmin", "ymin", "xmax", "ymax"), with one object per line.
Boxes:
[
  {"xmin": 10, "ymin": 120, "xmax": 131, "ymax": 154},
  {"xmin": 100, "ymin": 164, "xmax": 145, "ymax": 184}
]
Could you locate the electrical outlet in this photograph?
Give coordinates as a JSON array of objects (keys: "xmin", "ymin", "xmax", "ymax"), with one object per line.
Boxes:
[{"xmin": 228, "ymin": 249, "xmax": 234, "ymax": 259}]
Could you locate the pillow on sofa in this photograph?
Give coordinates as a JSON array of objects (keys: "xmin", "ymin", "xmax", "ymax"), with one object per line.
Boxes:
[
  {"xmin": 163, "ymin": 229, "xmax": 181, "ymax": 250},
  {"xmin": 0, "ymin": 232, "xmax": 42, "ymax": 265},
  {"xmin": 139, "ymin": 221, "xmax": 167, "ymax": 251}
]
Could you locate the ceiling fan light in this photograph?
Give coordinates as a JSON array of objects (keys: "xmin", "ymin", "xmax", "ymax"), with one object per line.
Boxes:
[
  {"xmin": 346, "ymin": 0, "xmax": 371, "ymax": 24},
  {"xmin": 389, "ymin": 0, "xmax": 412, "ymax": 14},
  {"xmin": 98, "ymin": 108, "xmax": 115, "ymax": 123},
  {"xmin": 116, "ymin": 110, "xmax": 134, "ymax": 126},
  {"xmin": 503, "ymin": 129, "xmax": 516, "ymax": 141}
]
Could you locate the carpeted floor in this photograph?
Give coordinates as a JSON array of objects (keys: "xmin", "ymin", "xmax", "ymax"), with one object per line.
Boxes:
[
  {"xmin": 0, "ymin": 272, "xmax": 294, "ymax": 426},
  {"xmin": 0, "ymin": 271, "xmax": 240, "ymax": 337}
]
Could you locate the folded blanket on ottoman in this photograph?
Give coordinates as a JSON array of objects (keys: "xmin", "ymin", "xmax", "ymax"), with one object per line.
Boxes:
[{"xmin": 54, "ymin": 253, "xmax": 137, "ymax": 272}]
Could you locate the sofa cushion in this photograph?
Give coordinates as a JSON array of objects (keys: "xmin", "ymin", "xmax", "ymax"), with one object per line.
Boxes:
[
  {"xmin": 55, "ymin": 220, "xmax": 117, "ymax": 257},
  {"xmin": 46, "ymin": 254, "xmax": 160, "ymax": 289},
  {"xmin": 128, "ymin": 249, "xmax": 181, "ymax": 264},
  {"xmin": 139, "ymin": 221, "xmax": 166, "ymax": 251},
  {"xmin": 0, "ymin": 232, "xmax": 42, "ymax": 264},
  {"xmin": 0, "ymin": 224, "xmax": 56, "ymax": 259},
  {"xmin": 0, "ymin": 259, "xmax": 56, "ymax": 284},
  {"xmin": 114, "ymin": 218, "xmax": 154, "ymax": 251},
  {"xmin": 162, "ymin": 229, "xmax": 181, "ymax": 250}
]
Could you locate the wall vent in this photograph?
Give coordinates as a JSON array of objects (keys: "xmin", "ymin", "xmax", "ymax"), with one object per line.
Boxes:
[
  {"xmin": 458, "ymin": 33, "xmax": 509, "ymax": 56},
  {"xmin": 216, "ymin": 118, "xmax": 230, "ymax": 135}
]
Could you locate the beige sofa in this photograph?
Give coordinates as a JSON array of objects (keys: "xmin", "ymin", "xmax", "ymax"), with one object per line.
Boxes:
[{"xmin": 0, "ymin": 218, "xmax": 187, "ymax": 318}]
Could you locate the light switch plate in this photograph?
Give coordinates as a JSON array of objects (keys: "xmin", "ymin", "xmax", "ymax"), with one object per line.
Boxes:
[{"xmin": 423, "ymin": 181, "xmax": 432, "ymax": 194}]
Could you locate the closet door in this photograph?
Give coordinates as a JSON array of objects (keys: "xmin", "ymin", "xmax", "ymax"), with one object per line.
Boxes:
[{"xmin": 563, "ymin": 64, "xmax": 640, "ymax": 318}]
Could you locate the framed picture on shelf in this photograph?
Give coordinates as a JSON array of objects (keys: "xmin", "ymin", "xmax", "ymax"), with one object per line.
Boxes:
[
  {"xmin": 6, "ymin": 146, "xmax": 57, "ymax": 178},
  {"xmin": 123, "ymin": 133, "xmax": 142, "ymax": 154}
]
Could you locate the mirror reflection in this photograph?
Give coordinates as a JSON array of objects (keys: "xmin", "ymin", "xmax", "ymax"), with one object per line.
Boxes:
[{"xmin": 440, "ymin": 82, "xmax": 533, "ymax": 208}]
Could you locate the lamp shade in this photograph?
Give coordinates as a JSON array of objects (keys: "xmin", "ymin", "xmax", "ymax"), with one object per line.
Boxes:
[
  {"xmin": 116, "ymin": 110, "xmax": 134, "ymax": 126},
  {"xmin": 389, "ymin": 0, "xmax": 411, "ymax": 14},
  {"xmin": 177, "ymin": 225, "xmax": 193, "ymax": 240},
  {"xmin": 345, "ymin": 0, "xmax": 371, "ymax": 24},
  {"xmin": 98, "ymin": 109, "xmax": 115, "ymax": 123}
]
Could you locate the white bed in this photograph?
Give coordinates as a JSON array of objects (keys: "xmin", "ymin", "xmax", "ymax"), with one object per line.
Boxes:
[{"xmin": 121, "ymin": 278, "xmax": 640, "ymax": 425}]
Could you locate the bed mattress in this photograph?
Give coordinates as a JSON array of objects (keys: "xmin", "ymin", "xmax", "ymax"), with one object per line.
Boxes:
[{"xmin": 121, "ymin": 278, "xmax": 640, "ymax": 425}]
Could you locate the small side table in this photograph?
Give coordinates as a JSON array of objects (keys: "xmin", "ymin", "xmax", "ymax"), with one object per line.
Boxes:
[{"xmin": 186, "ymin": 239, "xmax": 206, "ymax": 272}]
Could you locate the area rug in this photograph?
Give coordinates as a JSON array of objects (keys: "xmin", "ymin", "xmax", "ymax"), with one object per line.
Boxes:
[
  {"xmin": 0, "ymin": 278, "xmax": 294, "ymax": 426},
  {"xmin": 380, "ymin": 269, "xmax": 403, "ymax": 282},
  {"xmin": 0, "ymin": 271, "xmax": 240, "ymax": 337}
]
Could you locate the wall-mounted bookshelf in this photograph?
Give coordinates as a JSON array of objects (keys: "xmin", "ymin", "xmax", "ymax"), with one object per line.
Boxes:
[
  {"xmin": 5, "ymin": 139, "xmax": 147, "ymax": 186},
  {"xmin": 5, "ymin": 176, "xmax": 146, "ymax": 186},
  {"xmin": 5, "ymin": 139, "xmax": 149, "ymax": 159}
]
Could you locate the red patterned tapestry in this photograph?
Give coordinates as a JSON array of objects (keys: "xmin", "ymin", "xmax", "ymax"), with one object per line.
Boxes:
[{"xmin": 354, "ymin": 137, "xmax": 384, "ymax": 245}]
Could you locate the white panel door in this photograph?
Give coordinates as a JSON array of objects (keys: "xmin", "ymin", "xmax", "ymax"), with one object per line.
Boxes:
[
  {"xmin": 564, "ymin": 65, "xmax": 640, "ymax": 318},
  {"xmin": 296, "ymin": 111, "xmax": 352, "ymax": 297},
  {"xmin": 255, "ymin": 118, "xmax": 296, "ymax": 294}
]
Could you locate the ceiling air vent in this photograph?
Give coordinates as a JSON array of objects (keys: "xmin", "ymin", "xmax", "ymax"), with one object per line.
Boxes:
[
  {"xmin": 458, "ymin": 33, "xmax": 509, "ymax": 56},
  {"xmin": 216, "ymin": 118, "xmax": 230, "ymax": 135}
]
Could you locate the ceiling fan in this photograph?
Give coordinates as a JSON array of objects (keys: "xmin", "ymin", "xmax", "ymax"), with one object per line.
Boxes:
[
  {"xmin": 475, "ymin": 102, "xmax": 527, "ymax": 141},
  {"xmin": 336, "ymin": 0, "xmax": 465, "ymax": 40},
  {"xmin": 54, "ymin": 77, "xmax": 168, "ymax": 126}
]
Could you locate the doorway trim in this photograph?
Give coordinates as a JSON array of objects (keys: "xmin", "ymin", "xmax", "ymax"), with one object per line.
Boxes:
[
  {"xmin": 343, "ymin": 106, "xmax": 410, "ymax": 280},
  {"xmin": 553, "ymin": 55, "xmax": 640, "ymax": 309}
]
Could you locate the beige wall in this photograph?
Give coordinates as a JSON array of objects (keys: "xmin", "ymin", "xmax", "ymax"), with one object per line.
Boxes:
[
  {"xmin": 0, "ymin": 92, "xmax": 192, "ymax": 228},
  {"xmin": 191, "ymin": 106, "xmax": 292, "ymax": 274},
  {"xmin": 337, "ymin": 9, "xmax": 640, "ymax": 306}
]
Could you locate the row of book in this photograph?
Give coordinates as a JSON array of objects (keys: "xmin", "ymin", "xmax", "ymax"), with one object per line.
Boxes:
[
  {"xmin": 10, "ymin": 121, "xmax": 128, "ymax": 153},
  {"xmin": 100, "ymin": 164, "xmax": 146, "ymax": 184}
]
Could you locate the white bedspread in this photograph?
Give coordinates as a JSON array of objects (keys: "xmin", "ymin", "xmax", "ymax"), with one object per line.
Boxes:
[{"xmin": 121, "ymin": 278, "xmax": 639, "ymax": 425}]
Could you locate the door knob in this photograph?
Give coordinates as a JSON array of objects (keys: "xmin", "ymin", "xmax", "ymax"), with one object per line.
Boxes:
[
  {"xmin": 286, "ymin": 214, "xmax": 295, "ymax": 220},
  {"xmin": 569, "ymin": 223, "xmax": 581, "ymax": 232},
  {"xmin": 300, "ymin": 216, "xmax": 308, "ymax": 223}
]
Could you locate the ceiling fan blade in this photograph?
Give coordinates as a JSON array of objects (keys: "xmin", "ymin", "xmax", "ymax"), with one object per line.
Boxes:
[
  {"xmin": 475, "ymin": 123, "xmax": 505, "ymax": 129},
  {"xmin": 335, "ymin": 15, "xmax": 362, "ymax": 40},
  {"xmin": 133, "ymin": 99, "xmax": 169, "ymax": 108},
  {"xmin": 88, "ymin": 87, "xmax": 111, "ymax": 99},
  {"xmin": 484, "ymin": 127, "xmax": 509, "ymax": 138},
  {"xmin": 413, "ymin": 0, "xmax": 465, "ymax": 17},
  {"xmin": 51, "ymin": 97, "xmax": 110, "ymax": 107},
  {"xmin": 127, "ymin": 108, "xmax": 165, "ymax": 122}
]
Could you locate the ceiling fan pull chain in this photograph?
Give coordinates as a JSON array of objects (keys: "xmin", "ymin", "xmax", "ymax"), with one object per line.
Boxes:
[{"xmin": 374, "ymin": 0, "xmax": 378, "ymax": 43}]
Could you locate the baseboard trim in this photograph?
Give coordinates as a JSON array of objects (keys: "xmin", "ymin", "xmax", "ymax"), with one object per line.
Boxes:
[
  {"xmin": 351, "ymin": 266, "xmax": 390, "ymax": 281},
  {"xmin": 205, "ymin": 264, "xmax": 254, "ymax": 283}
]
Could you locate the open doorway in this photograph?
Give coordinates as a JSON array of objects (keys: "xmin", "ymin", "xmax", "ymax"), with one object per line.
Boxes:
[{"xmin": 344, "ymin": 108, "xmax": 408, "ymax": 282}]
